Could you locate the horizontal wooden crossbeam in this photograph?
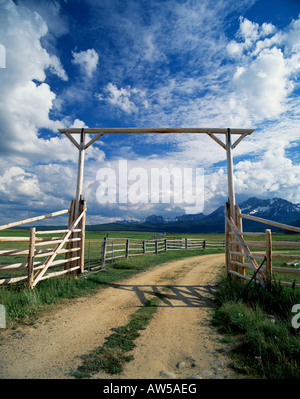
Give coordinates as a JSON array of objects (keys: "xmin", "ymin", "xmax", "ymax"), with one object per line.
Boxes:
[{"xmin": 59, "ymin": 127, "xmax": 255, "ymax": 135}]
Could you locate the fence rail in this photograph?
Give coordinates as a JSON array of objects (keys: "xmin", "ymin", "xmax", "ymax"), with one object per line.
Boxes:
[{"xmin": 99, "ymin": 237, "xmax": 225, "ymax": 269}]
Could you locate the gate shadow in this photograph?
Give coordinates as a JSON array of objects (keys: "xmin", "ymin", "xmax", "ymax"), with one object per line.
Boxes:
[{"xmin": 106, "ymin": 283, "xmax": 219, "ymax": 308}]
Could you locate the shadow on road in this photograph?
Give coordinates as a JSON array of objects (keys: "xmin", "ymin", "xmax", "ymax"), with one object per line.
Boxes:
[{"xmin": 106, "ymin": 283, "xmax": 219, "ymax": 308}]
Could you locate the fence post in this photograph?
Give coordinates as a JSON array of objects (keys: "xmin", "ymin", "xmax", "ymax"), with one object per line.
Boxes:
[
  {"xmin": 225, "ymin": 203, "xmax": 230, "ymax": 277},
  {"xmin": 27, "ymin": 227, "xmax": 36, "ymax": 288},
  {"xmin": 88, "ymin": 241, "xmax": 91, "ymax": 272},
  {"xmin": 65, "ymin": 199, "xmax": 75, "ymax": 271},
  {"xmin": 101, "ymin": 237, "xmax": 107, "ymax": 269},
  {"xmin": 155, "ymin": 240, "xmax": 158, "ymax": 255},
  {"xmin": 185, "ymin": 238, "xmax": 188, "ymax": 249},
  {"xmin": 79, "ymin": 199, "xmax": 86, "ymax": 274},
  {"xmin": 164, "ymin": 239, "xmax": 167, "ymax": 251},
  {"xmin": 203, "ymin": 240, "xmax": 206, "ymax": 249},
  {"xmin": 126, "ymin": 239, "xmax": 129, "ymax": 258},
  {"xmin": 143, "ymin": 240, "xmax": 146, "ymax": 254},
  {"xmin": 235, "ymin": 204, "xmax": 245, "ymax": 276},
  {"xmin": 265, "ymin": 229, "xmax": 272, "ymax": 287}
]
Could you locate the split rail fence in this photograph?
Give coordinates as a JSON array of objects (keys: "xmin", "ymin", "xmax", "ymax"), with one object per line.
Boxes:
[
  {"xmin": 226, "ymin": 203, "xmax": 300, "ymax": 289},
  {"xmin": 99, "ymin": 236, "xmax": 225, "ymax": 269},
  {"xmin": 0, "ymin": 199, "xmax": 86, "ymax": 288}
]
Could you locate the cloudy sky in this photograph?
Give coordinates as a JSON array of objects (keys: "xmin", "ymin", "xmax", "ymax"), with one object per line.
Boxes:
[{"xmin": 0, "ymin": 0, "xmax": 299, "ymax": 226}]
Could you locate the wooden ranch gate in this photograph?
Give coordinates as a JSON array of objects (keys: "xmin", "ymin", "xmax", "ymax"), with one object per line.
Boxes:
[
  {"xmin": 225, "ymin": 203, "xmax": 300, "ymax": 289},
  {"xmin": 0, "ymin": 199, "xmax": 86, "ymax": 288}
]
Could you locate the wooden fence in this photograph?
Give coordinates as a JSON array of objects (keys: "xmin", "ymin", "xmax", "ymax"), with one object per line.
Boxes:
[
  {"xmin": 0, "ymin": 199, "xmax": 86, "ymax": 288},
  {"xmin": 226, "ymin": 204, "xmax": 300, "ymax": 289},
  {"xmin": 100, "ymin": 236, "xmax": 225, "ymax": 269}
]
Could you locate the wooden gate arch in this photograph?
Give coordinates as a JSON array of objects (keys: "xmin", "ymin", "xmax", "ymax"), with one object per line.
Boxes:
[{"xmin": 58, "ymin": 126, "xmax": 269, "ymax": 287}]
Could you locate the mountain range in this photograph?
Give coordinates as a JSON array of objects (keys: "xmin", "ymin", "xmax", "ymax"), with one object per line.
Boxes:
[{"xmin": 87, "ymin": 197, "xmax": 300, "ymax": 233}]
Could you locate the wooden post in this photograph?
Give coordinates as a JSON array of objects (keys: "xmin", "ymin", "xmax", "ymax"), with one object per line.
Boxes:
[
  {"xmin": 155, "ymin": 240, "xmax": 158, "ymax": 255},
  {"xmin": 226, "ymin": 128, "xmax": 236, "ymax": 224},
  {"xmin": 235, "ymin": 204, "xmax": 245, "ymax": 276},
  {"xmin": 79, "ymin": 199, "xmax": 86, "ymax": 274},
  {"xmin": 27, "ymin": 227, "xmax": 36, "ymax": 288},
  {"xmin": 225, "ymin": 203, "xmax": 230, "ymax": 277},
  {"xmin": 126, "ymin": 239, "xmax": 129, "ymax": 258},
  {"xmin": 164, "ymin": 239, "xmax": 167, "ymax": 251},
  {"xmin": 203, "ymin": 240, "xmax": 206, "ymax": 249},
  {"xmin": 143, "ymin": 240, "xmax": 146, "ymax": 254},
  {"xmin": 185, "ymin": 238, "xmax": 188, "ymax": 249},
  {"xmin": 75, "ymin": 129, "xmax": 85, "ymax": 219},
  {"xmin": 65, "ymin": 200, "xmax": 75, "ymax": 270},
  {"xmin": 265, "ymin": 229, "xmax": 272, "ymax": 287},
  {"xmin": 101, "ymin": 237, "xmax": 107, "ymax": 269}
]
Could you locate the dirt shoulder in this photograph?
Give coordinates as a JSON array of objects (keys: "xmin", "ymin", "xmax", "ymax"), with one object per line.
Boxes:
[{"xmin": 0, "ymin": 253, "xmax": 241, "ymax": 379}]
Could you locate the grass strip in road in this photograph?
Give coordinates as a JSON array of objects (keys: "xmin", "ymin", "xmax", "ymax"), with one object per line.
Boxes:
[{"xmin": 72, "ymin": 297, "xmax": 160, "ymax": 378}]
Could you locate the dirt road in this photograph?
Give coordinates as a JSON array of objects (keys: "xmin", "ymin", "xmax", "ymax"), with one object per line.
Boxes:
[{"xmin": 0, "ymin": 254, "xmax": 240, "ymax": 379}]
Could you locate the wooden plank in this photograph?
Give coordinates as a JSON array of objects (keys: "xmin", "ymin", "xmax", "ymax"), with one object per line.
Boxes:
[
  {"xmin": 229, "ymin": 270, "xmax": 260, "ymax": 283},
  {"xmin": 229, "ymin": 231, "xmax": 266, "ymax": 237},
  {"xmin": 38, "ymin": 266, "xmax": 80, "ymax": 281},
  {"xmin": 64, "ymin": 132, "xmax": 80, "ymax": 150},
  {"xmin": 207, "ymin": 132, "xmax": 226, "ymax": 150},
  {"xmin": 229, "ymin": 260, "xmax": 253, "ymax": 270},
  {"xmin": 231, "ymin": 132, "xmax": 249, "ymax": 150},
  {"xmin": 58, "ymin": 127, "xmax": 255, "ymax": 135},
  {"xmin": 241, "ymin": 213, "xmax": 300, "ymax": 233},
  {"xmin": 0, "ymin": 275, "xmax": 28, "ymax": 285},
  {"xmin": 271, "ymin": 267, "xmax": 300, "ymax": 274},
  {"xmin": 36, "ymin": 229, "xmax": 81, "ymax": 235},
  {"xmin": 33, "ymin": 256, "xmax": 80, "ymax": 271},
  {"xmin": 0, "ymin": 209, "xmax": 69, "ymax": 231},
  {"xmin": 0, "ymin": 262, "xmax": 39, "ymax": 270},
  {"xmin": 84, "ymin": 132, "xmax": 105, "ymax": 150},
  {"xmin": 34, "ymin": 247, "xmax": 81, "ymax": 259},
  {"xmin": 0, "ymin": 236, "xmax": 30, "ymax": 242},
  {"xmin": 35, "ymin": 237, "xmax": 81, "ymax": 247},
  {"xmin": 272, "ymin": 254, "xmax": 300, "ymax": 260},
  {"xmin": 279, "ymin": 281, "xmax": 300, "ymax": 288},
  {"xmin": 229, "ymin": 250, "xmax": 265, "ymax": 261},
  {"xmin": 0, "ymin": 249, "xmax": 29, "ymax": 256},
  {"xmin": 271, "ymin": 241, "xmax": 300, "ymax": 247}
]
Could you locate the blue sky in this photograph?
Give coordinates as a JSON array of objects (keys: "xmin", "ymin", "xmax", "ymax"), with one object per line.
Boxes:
[{"xmin": 0, "ymin": 0, "xmax": 299, "ymax": 226}]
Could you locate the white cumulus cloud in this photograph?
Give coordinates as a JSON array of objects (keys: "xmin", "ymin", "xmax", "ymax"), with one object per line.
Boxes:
[{"xmin": 72, "ymin": 48, "xmax": 99, "ymax": 78}]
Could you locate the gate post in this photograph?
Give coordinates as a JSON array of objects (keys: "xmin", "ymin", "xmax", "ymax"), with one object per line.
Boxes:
[
  {"xmin": 265, "ymin": 229, "xmax": 272, "ymax": 287},
  {"xmin": 79, "ymin": 199, "xmax": 86, "ymax": 274},
  {"xmin": 235, "ymin": 204, "xmax": 244, "ymax": 276},
  {"xmin": 225, "ymin": 203, "xmax": 230, "ymax": 277},
  {"xmin": 101, "ymin": 237, "xmax": 107, "ymax": 269},
  {"xmin": 27, "ymin": 227, "xmax": 36, "ymax": 288}
]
